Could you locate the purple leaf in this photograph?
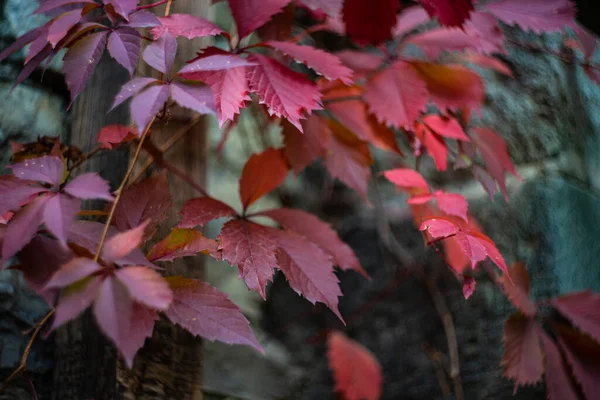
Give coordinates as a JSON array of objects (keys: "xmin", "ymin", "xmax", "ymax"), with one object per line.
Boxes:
[
  {"xmin": 170, "ymin": 82, "xmax": 217, "ymax": 115},
  {"xmin": 26, "ymin": 28, "xmax": 50, "ymax": 63},
  {"xmin": 125, "ymin": 10, "xmax": 161, "ymax": 28},
  {"xmin": 48, "ymin": 9, "xmax": 83, "ymax": 48},
  {"xmin": 151, "ymin": 14, "xmax": 223, "ymax": 39},
  {"xmin": 63, "ymin": 30, "xmax": 108, "ymax": 102},
  {"xmin": 10, "ymin": 155, "xmax": 64, "ymax": 186},
  {"xmin": 142, "ymin": 32, "xmax": 176, "ymax": 75},
  {"xmin": 107, "ymin": 27, "xmax": 141, "ymax": 75},
  {"xmin": 0, "ymin": 176, "xmax": 47, "ymax": 216},
  {"xmin": 103, "ymin": 0, "xmax": 138, "ymax": 19},
  {"xmin": 115, "ymin": 266, "xmax": 172, "ymax": 310},
  {"xmin": 131, "ymin": 84, "xmax": 170, "ymax": 130},
  {"xmin": 93, "ymin": 277, "xmax": 134, "ymax": 363},
  {"xmin": 45, "ymin": 257, "xmax": 102, "ymax": 289},
  {"xmin": 0, "ymin": 28, "xmax": 42, "ymax": 64},
  {"xmin": 43, "ymin": 193, "xmax": 80, "ymax": 247},
  {"xmin": 119, "ymin": 303, "xmax": 158, "ymax": 367},
  {"xmin": 34, "ymin": 0, "xmax": 95, "ymax": 15},
  {"xmin": 64, "ymin": 173, "xmax": 115, "ymax": 201},
  {"xmin": 51, "ymin": 275, "xmax": 102, "ymax": 330},
  {"xmin": 100, "ymin": 221, "xmax": 148, "ymax": 263},
  {"xmin": 111, "ymin": 77, "xmax": 157, "ymax": 110},
  {"xmin": 178, "ymin": 52, "xmax": 255, "ymax": 74},
  {"xmin": 13, "ymin": 45, "xmax": 53, "ymax": 88},
  {"xmin": 2, "ymin": 195, "xmax": 48, "ymax": 265}
]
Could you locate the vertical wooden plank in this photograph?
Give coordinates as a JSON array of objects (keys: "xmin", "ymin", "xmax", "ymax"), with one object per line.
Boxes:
[
  {"xmin": 52, "ymin": 53, "xmax": 130, "ymax": 400},
  {"xmin": 116, "ymin": 1, "xmax": 212, "ymax": 398}
]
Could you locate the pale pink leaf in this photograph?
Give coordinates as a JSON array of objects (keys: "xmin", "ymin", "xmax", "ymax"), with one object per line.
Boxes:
[
  {"xmin": 131, "ymin": 84, "xmax": 170, "ymax": 130},
  {"xmin": 177, "ymin": 197, "xmax": 237, "ymax": 229},
  {"xmin": 111, "ymin": 77, "xmax": 157, "ymax": 110},
  {"xmin": 101, "ymin": 221, "xmax": 149, "ymax": 263},
  {"xmin": 142, "ymin": 32, "xmax": 176, "ymax": 75},
  {"xmin": 51, "ymin": 275, "xmax": 102, "ymax": 330},
  {"xmin": 43, "ymin": 193, "xmax": 80, "ymax": 246},
  {"xmin": 227, "ymin": 0, "xmax": 292, "ymax": 39},
  {"xmin": 45, "ymin": 257, "xmax": 102, "ymax": 289},
  {"xmin": 64, "ymin": 173, "xmax": 115, "ymax": 201},
  {"xmin": 2, "ymin": 195, "xmax": 48, "ymax": 264},
  {"xmin": 482, "ymin": 0, "xmax": 575, "ymax": 34},
  {"xmin": 393, "ymin": 6, "xmax": 430, "ymax": 37},
  {"xmin": 107, "ymin": 27, "xmax": 141, "ymax": 75},
  {"xmin": 151, "ymin": 14, "xmax": 223, "ymax": 39},
  {"xmin": 10, "ymin": 155, "xmax": 64, "ymax": 186},
  {"xmin": 382, "ymin": 168, "xmax": 429, "ymax": 189},
  {"xmin": 116, "ymin": 266, "xmax": 172, "ymax": 310},
  {"xmin": 169, "ymin": 82, "xmax": 217, "ymax": 115},
  {"xmin": 63, "ymin": 31, "xmax": 108, "ymax": 102}
]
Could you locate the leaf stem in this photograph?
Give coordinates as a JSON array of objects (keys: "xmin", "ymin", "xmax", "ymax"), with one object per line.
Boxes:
[
  {"xmin": 135, "ymin": 0, "xmax": 170, "ymax": 11},
  {"xmin": 93, "ymin": 117, "xmax": 156, "ymax": 262}
]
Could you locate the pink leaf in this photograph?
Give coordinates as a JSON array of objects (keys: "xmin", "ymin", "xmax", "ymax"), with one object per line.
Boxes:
[
  {"xmin": 246, "ymin": 54, "xmax": 322, "ymax": 132},
  {"xmin": 382, "ymin": 168, "xmax": 428, "ymax": 189},
  {"xmin": 111, "ymin": 77, "xmax": 157, "ymax": 110},
  {"xmin": 51, "ymin": 275, "xmax": 102, "ymax": 330},
  {"xmin": 266, "ymin": 41, "xmax": 353, "ymax": 85},
  {"xmin": 422, "ymin": 115, "xmax": 470, "ymax": 141},
  {"xmin": 419, "ymin": 0, "xmax": 474, "ymax": 27},
  {"xmin": 151, "ymin": 14, "xmax": 223, "ymax": 39},
  {"xmin": 416, "ymin": 123, "xmax": 448, "ymax": 171},
  {"xmin": 334, "ymin": 50, "xmax": 382, "ymax": 74},
  {"xmin": 433, "ymin": 191, "xmax": 468, "ymax": 222},
  {"xmin": 46, "ymin": 257, "xmax": 101, "ymax": 289},
  {"xmin": 551, "ymin": 291, "xmax": 600, "ymax": 344},
  {"xmin": 2, "ymin": 195, "xmax": 48, "ymax": 264},
  {"xmin": 539, "ymin": 329, "xmax": 580, "ymax": 400},
  {"xmin": 500, "ymin": 262, "xmax": 537, "ymax": 317},
  {"xmin": 274, "ymin": 230, "xmax": 343, "ymax": 321},
  {"xmin": 126, "ymin": 10, "xmax": 161, "ymax": 28},
  {"xmin": 48, "ymin": 9, "xmax": 82, "ymax": 48},
  {"xmin": 119, "ymin": 303, "xmax": 158, "ymax": 367},
  {"xmin": 218, "ymin": 220, "xmax": 278, "ymax": 299},
  {"xmin": 107, "ymin": 27, "xmax": 141, "ymax": 75},
  {"xmin": 101, "ymin": 221, "xmax": 149, "ymax": 263},
  {"xmin": 63, "ymin": 31, "xmax": 108, "ymax": 102},
  {"xmin": 10, "ymin": 155, "xmax": 64, "ymax": 186},
  {"xmin": 64, "ymin": 173, "xmax": 115, "ymax": 201},
  {"xmin": 364, "ymin": 61, "xmax": 428, "ymax": 129},
  {"xmin": 227, "ymin": 0, "xmax": 291, "ymax": 39},
  {"xmin": 34, "ymin": 0, "xmax": 95, "ymax": 14},
  {"xmin": 418, "ymin": 218, "xmax": 460, "ymax": 239},
  {"xmin": 327, "ymin": 331, "xmax": 383, "ymax": 400},
  {"xmin": 104, "ymin": 0, "xmax": 137, "ymax": 19},
  {"xmin": 501, "ymin": 314, "xmax": 544, "ymax": 387},
  {"xmin": 142, "ymin": 32, "xmax": 176, "ymax": 75},
  {"xmin": 113, "ymin": 172, "xmax": 171, "ymax": 241},
  {"xmin": 115, "ymin": 266, "xmax": 172, "ymax": 310},
  {"xmin": 300, "ymin": 0, "xmax": 343, "ymax": 18},
  {"xmin": 406, "ymin": 193, "xmax": 434, "ymax": 205},
  {"xmin": 406, "ymin": 27, "xmax": 499, "ymax": 59},
  {"xmin": 147, "ymin": 228, "xmax": 219, "ymax": 262},
  {"xmin": 462, "ymin": 275, "xmax": 476, "ymax": 299},
  {"xmin": 453, "ymin": 231, "xmax": 487, "ymax": 269},
  {"xmin": 0, "ymin": 176, "xmax": 47, "ymax": 216},
  {"xmin": 164, "ymin": 277, "xmax": 262, "ymax": 352},
  {"xmin": 97, "ymin": 124, "xmax": 138, "ymax": 148},
  {"xmin": 131, "ymin": 84, "xmax": 170, "ymax": 130},
  {"xmin": 169, "ymin": 82, "xmax": 217, "ymax": 116},
  {"xmin": 342, "ymin": 0, "xmax": 399, "ymax": 45},
  {"xmin": 43, "ymin": 193, "xmax": 80, "ymax": 246},
  {"xmin": 178, "ymin": 197, "xmax": 237, "ymax": 229},
  {"xmin": 393, "ymin": 6, "xmax": 430, "ymax": 37},
  {"xmin": 481, "ymin": 0, "xmax": 575, "ymax": 34},
  {"xmin": 260, "ymin": 208, "xmax": 366, "ymax": 276}
]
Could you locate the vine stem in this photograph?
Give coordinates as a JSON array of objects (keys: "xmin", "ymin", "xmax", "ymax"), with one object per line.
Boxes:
[
  {"xmin": 93, "ymin": 117, "xmax": 156, "ymax": 262},
  {"xmin": 135, "ymin": 0, "xmax": 170, "ymax": 11}
]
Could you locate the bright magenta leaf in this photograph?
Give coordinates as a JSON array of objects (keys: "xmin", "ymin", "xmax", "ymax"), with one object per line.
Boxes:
[
  {"xmin": 218, "ymin": 220, "xmax": 279, "ymax": 299},
  {"xmin": 433, "ymin": 191, "xmax": 468, "ymax": 222},
  {"xmin": 327, "ymin": 331, "xmax": 383, "ymax": 400},
  {"xmin": 119, "ymin": 303, "xmax": 158, "ymax": 367},
  {"xmin": 246, "ymin": 54, "xmax": 322, "ymax": 132},
  {"xmin": 342, "ymin": 0, "xmax": 399, "ymax": 45},
  {"xmin": 178, "ymin": 49, "xmax": 254, "ymax": 74},
  {"xmin": 147, "ymin": 228, "xmax": 219, "ymax": 262},
  {"xmin": 227, "ymin": 0, "xmax": 291, "ymax": 39},
  {"xmin": 178, "ymin": 197, "xmax": 237, "ymax": 229},
  {"xmin": 501, "ymin": 314, "xmax": 544, "ymax": 387},
  {"xmin": 164, "ymin": 276, "xmax": 263, "ymax": 352},
  {"xmin": 552, "ymin": 291, "xmax": 600, "ymax": 344},
  {"xmin": 0, "ymin": 176, "xmax": 47, "ymax": 217},
  {"xmin": 239, "ymin": 147, "xmax": 289, "ymax": 210}
]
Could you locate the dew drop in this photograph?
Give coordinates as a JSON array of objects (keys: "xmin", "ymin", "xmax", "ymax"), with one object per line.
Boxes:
[{"xmin": 88, "ymin": 58, "xmax": 94, "ymax": 64}]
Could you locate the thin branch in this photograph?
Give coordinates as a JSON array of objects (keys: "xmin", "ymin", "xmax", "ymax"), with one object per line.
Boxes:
[
  {"xmin": 164, "ymin": 0, "xmax": 173, "ymax": 17},
  {"xmin": 424, "ymin": 277, "xmax": 464, "ymax": 400},
  {"xmin": 70, "ymin": 145, "xmax": 102, "ymax": 171},
  {"xmin": 322, "ymin": 95, "xmax": 363, "ymax": 105},
  {"xmin": 162, "ymin": 159, "xmax": 209, "ymax": 197},
  {"xmin": 93, "ymin": 117, "xmax": 156, "ymax": 262},
  {"xmin": 423, "ymin": 343, "xmax": 452, "ymax": 398},
  {"xmin": 135, "ymin": 0, "xmax": 170, "ymax": 11}
]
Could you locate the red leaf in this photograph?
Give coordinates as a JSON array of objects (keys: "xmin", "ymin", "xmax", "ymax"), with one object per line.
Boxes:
[
  {"xmin": 101, "ymin": 221, "xmax": 149, "ymax": 263},
  {"xmin": 327, "ymin": 331, "xmax": 383, "ymax": 400},
  {"xmin": 364, "ymin": 61, "xmax": 428, "ymax": 129},
  {"xmin": 433, "ymin": 190, "xmax": 468, "ymax": 222},
  {"xmin": 96, "ymin": 124, "xmax": 138, "ymax": 149},
  {"xmin": 463, "ymin": 231, "xmax": 510, "ymax": 276},
  {"xmin": 324, "ymin": 121, "xmax": 373, "ymax": 200},
  {"xmin": 462, "ymin": 275, "xmax": 476, "ymax": 299},
  {"xmin": 218, "ymin": 220, "xmax": 279, "ymax": 299},
  {"xmin": 63, "ymin": 31, "xmax": 108, "ymax": 102},
  {"xmin": 246, "ymin": 54, "xmax": 322, "ymax": 132},
  {"xmin": 274, "ymin": 230, "xmax": 343, "ymax": 321},
  {"xmin": 539, "ymin": 329, "xmax": 580, "ymax": 400},
  {"xmin": 147, "ymin": 228, "xmax": 219, "ymax": 262},
  {"xmin": 260, "ymin": 208, "xmax": 366, "ymax": 276},
  {"xmin": 239, "ymin": 147, "xmax": 289, "ymax": 210},
  {"xmin": 555, "ymin": 325, "xmax": 600, "ymax": 400},
  {"xmin": 481, "ymin": 0, "xmax": 575, "ymax": 34},
  {"xmin": 169, "ymin": 82, "xmax": 217, "ymax": 116},
  {"xmin": 415, "ymin": 122, "xmax": 448, "ymax": 171},
  {"xmin": 342, "ymin": 0, "xmax": 399, "ymax": 45},
  {"xmin": 419, "ymin": 218, "xmax": 459, "ymax": 239},
  {"xmin": 382, "ymin": 168, "xmax": 428, "ymax": 190},
  {"xmin": 410, "ymin": 61, "xmax": 484, "ymax": 111},
  {"xmin": 115, "ymin": 266, "xmax": 172, "ymax": 310},
  {"xmin": 178, "ymin": 197, "xmax": 237, "ymax": 229},
  {"xmin": 119, "ymin": 303, "xmax": 158, "ymax": 367},
  {"xmin": 164, "ymin": 277, "xmax": 262, "ymax": 352},
  {"xmin": 113, "ymin": 172, "xmax": 171, "ymax": 241},
  {"xmin": 131, "ymin": 83, "xmax": 170, "ymax": 130},
  {"xmin": 324, "ymin": 85, "xmax": 373, "ymax": 142},
  {"xmin": 142, "ymin": 32, "xmax": 176, "ymax": 75},
  {"xmin": 227, "ymin": 0, "xmax": 292, "ymax": 39},
  {"xmin": 422, "ymin": 115, "xmax": 470, "ymax": 141},
  {"xmin": 281, "ymin": 116, "xmax": 329, "ymax": 175},
  {"xmin": 107, "ymin": 27, "xmax": 141, "ymax": 75},
  {"xmin": 552, "ymin": 291, "xmax": 600, "ymax": 344},
  {"xmin": 501, "ymin": 314, "xmax": 544, "ymax": 387},
  {"xmin": 151, "ymin": 14, "xmax": 223, "ymax": 39},
  {"xmin": 266, "ymin": 41, "xmax": 353, "ymax": 85},
  {"xmin": 500, "ymin": 262, "xmax": 537, "ymax": 317},
  {"xmin": 419, "ymin": 0, "xmax": 474, "ymax": 27}
]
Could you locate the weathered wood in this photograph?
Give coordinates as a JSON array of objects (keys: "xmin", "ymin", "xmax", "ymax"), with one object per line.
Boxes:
[
  {"xmin": 53, "ymin": 53, "xmax": 130, "ymax": 400},
  {"xmin": 116, "ymin": 1, "xmax": 212, "ymax": 398}
]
